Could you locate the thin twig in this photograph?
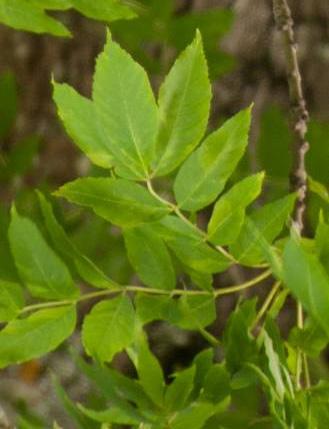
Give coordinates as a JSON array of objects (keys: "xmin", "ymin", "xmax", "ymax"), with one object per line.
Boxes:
[
  {"xmin": 19, "ymin": 269, "xmax": 271, "ymax": 316},
  {"xmin": 272, "ymin": 0, "xmax": 310, "ymax": 390},
  {"xmin": 272, "ymin": 0, "xmax": 309, "ymax": 234}
]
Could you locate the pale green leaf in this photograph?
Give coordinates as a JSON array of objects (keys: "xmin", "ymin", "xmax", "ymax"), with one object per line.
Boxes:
[
  {"xmin": 0, "ymin": 0, "xmax": 71, "ymax": 36},
  {"xmin": 207, "ymin": 172, "xmax": 264, "ymax": 245},
  {"xmin": 8, "ymin": 207, "xmax": 79, "ymax": 300},
  {"xmin": 0, "ymin": 280, "xmax": 24, "ymax": 322},
  {"xmin": 230, "ymin": 193, "xmax": 296, "ymax": 265},
  {"xmin": 283, "ymin": 236, "xmax": 329, "ymax": 337},
  {"xmin": 174, "ymin": 107, "xmax": 251, "ymax": 211},
  {"xmin": 263, "ymin": 331, "xmax": 285, "ymax": 401},
  {"xmin": 124, "ymin": 224, "xmax": 175, "ymax": 290},
  {"xmin": 53, "ymin": 83, "xmax": 113, "ymax": 169},
  {"xmin": 0, "ymin": 306, "xmax": 76, "ymax": 368},
  {"xmin": 82, "ymin": 295, "xmax": 136, "ymax": 362},
  {"xmin": 55, "ymin": 177, "xmax": 169, "ymax": 227},
  {"xmin": 154, "ymin": 31, "xmax": 211, "ymax": 176},
  {"xmin": 38, "ymin": 192, "xmax": 117, "ymax": 289},
  {"xmin": 93, "ymin": 33, "xmax": 158, "ymax": 179}
]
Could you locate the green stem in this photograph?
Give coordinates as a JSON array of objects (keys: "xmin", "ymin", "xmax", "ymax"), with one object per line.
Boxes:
[
  {"xmin": 198, "ymin": 327, "xmax": 220, "ymax": 347},
  {"xmin": 252, "ymin": 281, "xmax": 281, "ymax": 329},
  {"xmin": 19, "ymin": 270, "xmax": 271, "ymax": 316},
  {"xmin": 214, "ymin": 269, "xmax": 271, "ymax": 298},
  {"xmin": 296, "ymin": 302, "xmax": 304, "ymax": 389},
  {"xmin": 147, "ymin": 180, "xmax": 239, "ymax": 264}
]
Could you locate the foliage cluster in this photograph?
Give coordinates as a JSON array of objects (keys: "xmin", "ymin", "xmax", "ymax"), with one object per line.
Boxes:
[{"xmin": 0, "ymin": 2, "xmax": 329, "ymax": 428}]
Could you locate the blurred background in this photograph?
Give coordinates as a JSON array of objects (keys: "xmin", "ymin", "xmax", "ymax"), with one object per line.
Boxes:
[{"xmin": 0, "ymin": 0, "xmax": 328, "ymax": 426}]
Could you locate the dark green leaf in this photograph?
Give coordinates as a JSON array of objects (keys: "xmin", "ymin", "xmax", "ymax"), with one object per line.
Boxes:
[
  {"xmin": 165, "ymin": 366, "xmax": 196, "ymax": 411},
  {"xmin": 8, "ymin": 207, "xmax": 79, "ymax": 300},
  {"xmin": 124, "ymin": 224, "xmax": 175, "ymax": 290},
  {"xmin": 283, "ymin": 235, "xmax": 329, "ymax": 337},
  {"xmin": 38, "ymin": 192, "xmax": 117, "ymax": 289}
]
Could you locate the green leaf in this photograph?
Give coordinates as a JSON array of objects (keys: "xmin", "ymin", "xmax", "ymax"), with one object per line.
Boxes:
[
  {"xmin": 136, "ymin": 293, "xmax": 216, "ymax": 331},
  {"xmin": 76, "ymin": 357, "xmax": 150, "ymax": 420},
  {"xmin": 0, "ymin": 208, "xmax": 19, "ymax": 282},
  {"xmin": 78, "ymin": 404, "xmax": 142, "ymax": 426},
  {"xmin": 38, "ymin": 192, "xmax": 117, "ymax": 289},
  {"xmin": 93, "ymin": 32, "xmax": 158, "ymax": 179},
  {"xmin": 54, "ymin": 379, "xmax": 99, "ymax": 429},
  {"xmin": 223, "ymin": 299, "xmax": 258, "ymax": 373},
  {"xmin": 174, "ymin": 108, "xmax": 251, "ymax": 211},
  {"xmin": 55, "ymin": 177, "xmax": 169, "ymax": 227},
  {"xmin": 82, "ymin": 295, "xmax": 136, "ymax": 362},
  {"xmin": 230, "ymin": 193, "xmax": 296, "ymax": 265},
  {"xmin": 170, "ymin": 402, "xmax": 216, "ymax": 429},
  {"xmin": 309, "ymin": 177, "xmax": 329, "ymax": 204},
  {"xmin": 71, "ymin": 0, "xmax": 136, "ymax": 23},
  {"xmin": 165, "ymin": 366, "xmax": 195, "ymax": 411},
  {"xmin": 315, "ymin": 215, "xmax": 329, "ymax": 274},
  {"xmin": 131, "ymin": 332, "xmax": 165, "ymax": 407},
  {"xmin": 289, "ymin": 318, "xmax": 329, "ymax": 358},
  {"xmin": 123, "ymin": 224, "xmax": 175, "ymax": 290},
  {"xmin": 154, "ymin": 31, "xmax": 211, "ymax": 176},
  {"xmin": 201, "ymin": 364, "xmax": 230, "ymax": 403},
  {"xmin": 0, "ymin": 306, "xmax": 76, "ymax": 368},
  {"xmin": 283, "ymin": 236, "xmax": 329, "ymax": 337},
  {"xmin": 3, "ymin": 136, "xmax": 40, "ymax": 178},
  {"xmin": 263, "ymin": 331, "xmax": 285, "ymax": 401},
  {"xmin": 174, "ymin": 295, "xmax": 216, "ymax": 330},
  {"xmin": 152, "ymin": 216, "xmax": 230, "ymax": 274},
  {"xmin": 207, "ymin": 172, "xmax": 264, "ymax": 245},
  {"xmin": 53, "ymin": 83, "xmax": 113, "ymax": 169},
  {"xmin": 168, "ymin": 8, "xmax": 234, "ymax": 78},
  {"xmin": 8, "ymin": 207, "xmax": 79, "ymax": 300},
  {"xmin": 0, "ymin": 0, "xmax": 71, "ymax": 36},
  {"xmin": 0, "ymin": 280, "xmax": 24, "ymax": 322},
  {"xmin": 0, "ymin": 72, "xmax": 17, "ymax": 138},
  {"xmin": 192, "ymin": 348, "xmax": 214, "ymax": 397},
  {"xmin": 136, "ymin": 294, "xmax": 175, "ymax": 325}
]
